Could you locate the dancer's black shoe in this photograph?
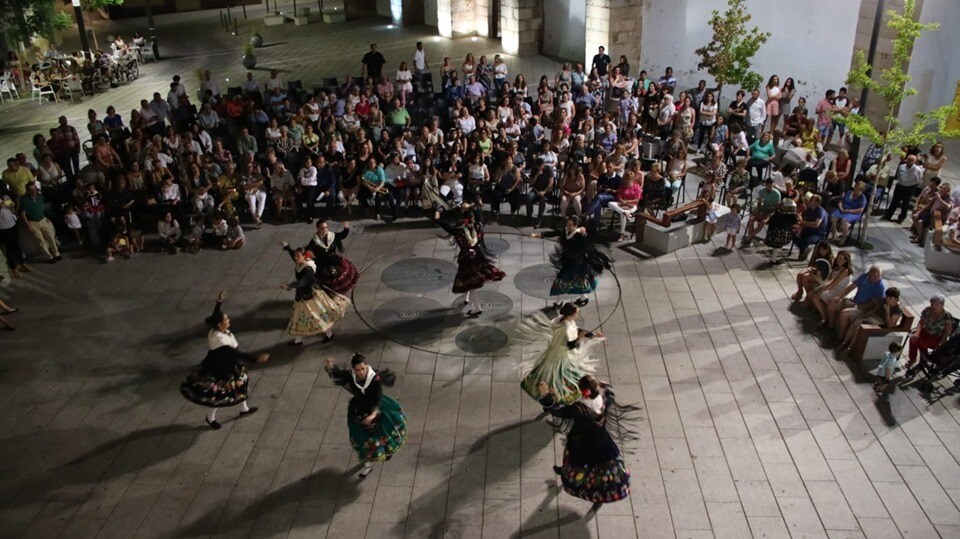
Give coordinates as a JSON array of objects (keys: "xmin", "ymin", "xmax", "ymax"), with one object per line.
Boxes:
[
  {"xmin": 466, "ymin": 310, "xmax": 482, "ymax": 318},
  {"xmin": 321, "ymin": 333, "xmax": 335, "ymax": 343},
  {"xmin": 205, "ymin": 418, "xmax": 222, "ymax": 430},
  {"xmin": 574, "ymin": 298, "xmax": 589, "ymax": 306},
  {"xmin": 239, "ymin": 407, "xmax": 258, "ymax": 416}
]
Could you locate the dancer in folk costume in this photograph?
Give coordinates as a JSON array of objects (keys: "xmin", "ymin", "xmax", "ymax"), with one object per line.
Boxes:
[
  {"xmin": 280, "ymin": 242, "xmax": 351, "ymax": 345},
  {"xmin": 181, "ymin": 291, "xmax": 270, "ymax": 429},
  {"xmin": 532, "ymin": 215, "xmax": 611, "ymax": 308},
  {"xmin": 324, "ymin": 354, "xmax": 407, "ymax": 478},
  {"xmin": 304, "ymin": 219, "xmax": 359, "ymax": 295},
  {"xmin": 537, "ymin": 375, "xmax": 632, "ymax": 513},
  {"xmin": 520, "ymin": 302, "xmax": 604, "ymax": 405},
  {"xmin": 433, "ymin": 205, "xmax": 505, "ymax": 317}
]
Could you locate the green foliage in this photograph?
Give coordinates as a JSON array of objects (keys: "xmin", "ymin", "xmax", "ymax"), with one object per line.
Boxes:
[
  {"xmin": 79, "ymin": 0, "xmax": 124, "ymax": 11},
  {"xmin": 694, "ymin": 0, "xmax": 770, "ymax": 95},
  {"xmin": 839, "ymin": 0, "xmax": 960, "ymax": 247},
  {"xmin": 243, "ymin": 43, "xmax": 255, "ymax": 57},
  {"xmin": 0, "ymin": 0, "xmax": 77, "ymax": 45},
  {"xmin": 251, "ymin": 29, "xmax": 261, "ymax": 37},
  {"xmin": 51, "ymin": 10, "xmax": 72, "ymax": 30}
]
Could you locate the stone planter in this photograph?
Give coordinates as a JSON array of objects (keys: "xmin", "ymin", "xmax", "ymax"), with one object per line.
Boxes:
[
  {"xmin": 250, "ymin": 34, "xmax": 263, "ymax": 48},
  {"xmin": 242, "ymin": 54, "xmax": 257, "ymax": 69}
]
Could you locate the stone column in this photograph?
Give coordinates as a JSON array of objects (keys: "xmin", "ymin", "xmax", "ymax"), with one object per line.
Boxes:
[
  {"xmin": 501, "ymin": 0, "xmax": 542, "ymax": 56},
  {"xmin": 476, "ymin": 0, "xmax": 491, "ymax": 37},
  {"xmin": 390, "ymin": 0, "xmax": 424, "ymax": 27},
  {"xmin": 586, "ymin": 0, "xmax": 642, "ymax": 69},
  {"xmin": 452, "ymin": 0, "xmax": 476, "ymax": 37},
  {"xmin": 437, "ymin": 0, "xmax": 454, "ymax": 37}
]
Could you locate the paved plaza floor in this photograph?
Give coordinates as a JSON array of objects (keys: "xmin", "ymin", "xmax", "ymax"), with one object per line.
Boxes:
[{"xmin": 1, "ymin": 10, "xmax": 960, "ymax": 539}]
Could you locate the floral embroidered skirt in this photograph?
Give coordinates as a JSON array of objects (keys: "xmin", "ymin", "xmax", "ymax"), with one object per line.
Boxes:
[
  {"xmin": 180, "ymin": 367, "xmax": 249, "ymax": 408},
  {"xmin": 287, "ymin": 288, "xmax": 351, "ymax": 336},
  {"xmin": 558, "ymin": 448, "xmax": 631, "ymax": 504},
  {"xmin": 549, "ymin": 263, "xmax": 599, "ymax": 296},
  {"xmin": 347, "ymin": 395, "xmax": 407, "ymax": 462}
]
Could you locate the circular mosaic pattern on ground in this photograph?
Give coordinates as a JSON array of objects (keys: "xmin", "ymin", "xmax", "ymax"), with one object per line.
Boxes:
[
  {"xmin": 369, "ymin": 297, "xmax": 450, "ymax": 344},
  {"xmin": 454, "ymin": 326, "xmax": 509, "ymax": 354},
  {"xmin": 452, "ymin": 290, "xmax": 514, "ymax": 320},
  {"xmin": 513, "ymin": 263, "xmax": 559, "ymax": 299},
  {"xmin": 483, "ymin": 237, "xmax": 510, "ymax": 255},
  {"xmin": 380, "ymin": 257, "xmax": 457, "ymax": 293}
]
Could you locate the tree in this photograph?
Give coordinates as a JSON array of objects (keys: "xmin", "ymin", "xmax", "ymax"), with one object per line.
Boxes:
[
  {"xmin": 841, "ymin": 0, "xmax": 960, "ymax": 249},
  {"xmin": 694, "ymin": 0, "xmax": 770, "ymax": 103},
  {"xmin": 1, "ymin": 0, "xmax": 72, "ymax": 49}
]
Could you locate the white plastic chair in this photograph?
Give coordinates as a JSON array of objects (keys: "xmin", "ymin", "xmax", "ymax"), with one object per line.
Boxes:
[
  {"xmin": 0, "ymin": 78, "xmax": 19, "ymax": 102},
  {"xmin": 141, "ymin": 42, "xmax": 156, "ymax": 63},
  {"xmin": 63, "ymin": 77, "xmax": 84, "ymax": 102},
  {"xmin": 31, "ymin": 80, "xmax": 57, "ymax": 104}
]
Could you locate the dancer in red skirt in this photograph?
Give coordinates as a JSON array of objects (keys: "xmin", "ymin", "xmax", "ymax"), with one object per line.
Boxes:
[{"xmin": 433, "ymin": 205, "xmax": 505, "ymax": 317}]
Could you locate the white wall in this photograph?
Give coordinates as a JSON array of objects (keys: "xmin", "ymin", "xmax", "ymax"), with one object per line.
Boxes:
[
  {"xmin": 640, "ymin": 0, "xmax": 862, "ymax": 107},
  {"xmin": 898, "ymin": 0, "xmax": 960, "ymax": 124},
  {"xmin": 543, "ymin": 0, "xmax": 587, "ymax": 63},
  {"xmin": 425, "ymin": 0, "xmax": 439, "ymax": 27}
]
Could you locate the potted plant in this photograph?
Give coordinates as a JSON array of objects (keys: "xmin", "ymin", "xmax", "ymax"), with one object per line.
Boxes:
[
  {"xmin": 250, "ymin": 30, "xmax": 263, "ymax": 49},
  {"xmin": 241, "ymin": 44, "xmax": 256, "ymax": 69}
]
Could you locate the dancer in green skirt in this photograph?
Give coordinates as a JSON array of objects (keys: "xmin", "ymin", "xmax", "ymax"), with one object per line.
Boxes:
[{"xmin": 324, "ymin": 354, "xmax": 407, "ymax": 477}]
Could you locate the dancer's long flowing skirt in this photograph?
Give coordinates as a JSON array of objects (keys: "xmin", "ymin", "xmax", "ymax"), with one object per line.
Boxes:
[
  {"xmin": 180, "ymin": 367, "xmax": 249, "ymax": 408},
  {"xmin": 557, "ymin": 448, "xmax": 631, "ymax": 504},
  {"xmin": 519, "ymin": 312, "xmax": 599, "ymax": 405},
  {"xmin": 453, "ymin": 251, "xmax": 505, "ymax": 293},
  {"xmin": 347, "ymin": 396, "xmax": 408, "ymax": 462},
  {"xmin": 549, "ymin": 262, "xmax": 599, "ymax": 296},
  {"xmin": 325, "ymin": 257, "xmax": 359, "ymax": 294},
  {"xmin": 287, "ymin": 289, "xmax": 351, "ymax": 336}
]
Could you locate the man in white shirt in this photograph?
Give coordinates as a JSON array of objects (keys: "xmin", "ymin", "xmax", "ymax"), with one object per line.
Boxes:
[
  {"xmin": 539, "ymin": 142, "xmax": 558, "ymax": 173},
  {"xmin": 139, "ymin": 99, "xmax": 160, "ymax": 134},
  {"xmin": 747, "ymin": 88, "xmax": 766, "ymax": 142},
  {"xmin": 241, "ymin": 72, "xmax": 258, "ymax": 94},
  {"xmin": 884, "ymin": 154, "xmax": 925, "ymax": 223},
  {"xmin": 202, "ymin": 69, "xmax": 221, "ymax": 99},
  {"xmin": 385, "ymin": 154, "xmax": 408, "ymax": 185},
  {"xmin": 413, "ymin": 41, "xmax": 428, "ymax": 83},
  {"xmin": 264, "ymin": 69, "xmax": 283, "ymax": 95}
]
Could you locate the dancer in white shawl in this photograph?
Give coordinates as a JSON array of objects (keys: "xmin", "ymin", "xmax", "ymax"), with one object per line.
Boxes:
[{"xmin": 520, "ymin": 302, "xmax": 604, "ymax": 405}]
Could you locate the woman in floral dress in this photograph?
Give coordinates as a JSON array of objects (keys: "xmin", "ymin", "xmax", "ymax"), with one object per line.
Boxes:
[
  {"xmin": 281, "ymin": 243, "xmax": 351, "ymax": 345},
  {"xmin": 521, "ymin": 302, "xmax": 603, "ymax": 404}
]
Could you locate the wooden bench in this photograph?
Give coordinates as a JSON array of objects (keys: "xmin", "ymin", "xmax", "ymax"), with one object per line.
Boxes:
[
  {"xmin": 851, "ymin": 307, "xmax": 914, "ymax": 362},
  {"xmin": 924, "ymin": 213, "xmax": 960, "ymax": 276}
]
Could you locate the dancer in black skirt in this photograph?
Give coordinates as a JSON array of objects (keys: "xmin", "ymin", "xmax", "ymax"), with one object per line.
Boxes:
[
  {"xmin": 532, "ymin": 215, "xmax": 610, "ymax": 308},
  {"xmin": 181, "ymin": 291, "xmax": 269, "ymax": 429},
  {"xmin": 433, "ymin": 204, "xmax": 505, "ymax": 317},
  {"xmin": 537, "ymin": 375, "xmax": 631, "ymax": 513},
  {"xmin": 304, "ymin": 219, "xmax": 359, "ymax": 295}
]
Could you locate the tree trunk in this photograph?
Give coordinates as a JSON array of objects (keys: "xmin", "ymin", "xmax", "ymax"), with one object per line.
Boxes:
[{"xmin": 10, "ymin": 0, "xmax": 30, "ymax": 50}]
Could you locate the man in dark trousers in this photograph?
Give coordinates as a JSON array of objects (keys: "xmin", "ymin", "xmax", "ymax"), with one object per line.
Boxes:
[
  {"xmin": 883, "ymin": 154, "xmax": 924, "ymax": 223},
  {"xmin": 361, "ymin": 43, "xmax": 386, "ymax": 81},
  {"xmin": 591, "ymin": 46, "xmax": 611, "ymax": 78}
]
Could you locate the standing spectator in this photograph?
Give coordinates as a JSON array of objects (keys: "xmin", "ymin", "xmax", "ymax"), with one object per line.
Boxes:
[
  {"xmin": 872, "ymin": 342, "xmax": 903, "ymax": 402},
  {"xmin": 591, "ymin": 46, "xmax": 611, "ymax": 78},
  {"xmin": 54, "ymin": 116, "xmax": 81, "ymax": 181},
  {"xmin": 413, "ymin": 41, "xmax": 428, "ymax": 82},
  {"xmin": 297, "ymin": 156, "xmax": 319, "ymax": 221},
  {"xmin": 202, "ymin": 69, "xmax": 221, "ymax": 99},
  {"xmin": 657, "ymin": 67, "xmax": 677, "ymax": 92},
  {"xmin": 0, "ymin": 183, "xmax": 28, "ymax": 277},
  {"xmin": 815, "ymin": 90, "xmax": 838, "ymax": 142},
  {"xmin": 361, "ymin": 43, "xmax": 386, "ymax": 81},
  {"xmin": 883, "ymin": 154, "xmax": 924, "ymax": 223},
  {"xmin": 827, "ymin": 87, "xmax": 849, "ymax": 146},
  {"xmin": 746, "ymin": 88, "xmax": 766, "ymax": 142},
  {"xmin": 18, "ymin": 182, "xmax": 61, "ymax": 263},
  {"xmin": 2, "ymin": 157, "xmax": 35, "ymax": 196}
]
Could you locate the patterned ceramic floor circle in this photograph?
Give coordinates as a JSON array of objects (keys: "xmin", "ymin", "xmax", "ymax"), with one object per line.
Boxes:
[
  {"xmin": 454, "ymin": 326, "xmax": 509, "ymax": 354},
  {"xmin": 452, "ymin": 290, "xmax": 514, "ymax": 320},
  {"xmin": 513, "ymin": 263, "xmax": 559, "ymax": 299},
  {"xmin": 380, "ymin": 257, "xmax": 457, "ymax": 293},
  {"xmin": 483, "ymin": 237, "xmax": 510, "ymax": 255},
  {"xmin": 369, "ymin": 297, "xmax": 450, "ymax": 344}
]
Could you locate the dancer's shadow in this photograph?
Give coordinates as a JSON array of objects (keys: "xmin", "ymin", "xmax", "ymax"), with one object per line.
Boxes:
[
  {"xmin": 0, "ymin": 425, "xmax": 198, "ymax": 508},
  {"xmin": 176, "ymin": 465, "xmax": 363, "ymax": 537},
  {"xmin": 509, "ymin": 479, "xmax": 593, "ymax": 538},
  {"xmin": 142, "ymin": 299, "xmax": 290, "ymax": 356},
  {"xmin": 397, "ymin": 417, "xmax": 553, "ymax": 538}
]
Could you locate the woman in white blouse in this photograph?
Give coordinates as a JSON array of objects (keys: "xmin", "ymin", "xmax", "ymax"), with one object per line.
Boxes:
[{"xmin": 396, "ymin": 61, "xmax": 413, "ymax": 107}]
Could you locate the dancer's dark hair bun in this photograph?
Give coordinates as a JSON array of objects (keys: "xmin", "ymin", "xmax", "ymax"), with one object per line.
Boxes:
[
  {"xmin": 578, "ymin": 375, "xmax": 599, "ymax": 398},
  {"xmin": 350, "ymin": 353, "xmax": 366, "ymax": 367},
  {"xmin": 205, "ymin": 311, "xmax": 225, "ymax": 328},
  {"xmin": 567, "ymin": 215, "xmax": 580, "ymax": 227},
  {"xmin": 559, "ymin": 303, "xmax": 578, "ymax": 317}
]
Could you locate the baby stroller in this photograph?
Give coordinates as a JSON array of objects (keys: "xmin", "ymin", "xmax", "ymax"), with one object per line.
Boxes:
[
  {"xmin": 901, "ymin": 327, "xmax": 960, "ymax": 395},
  {"xmin": 762, "ymin": 200, "xmax": 798, "ymax": 264}
]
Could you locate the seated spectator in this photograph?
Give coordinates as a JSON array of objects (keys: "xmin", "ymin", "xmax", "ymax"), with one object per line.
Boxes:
[
  {"xmin": 911, "ymin": 181, "xmax": 953, "ymax": 247},
  {"xmin": 790, "ymin": 241, "xmax": 834, "ymax": 301},
  {"xmin": 747, "ymin": 132, "xmax": 776, "ymax": 184},
  {"xmin": 826, "ymin": 265, "xmax": 887, "ymax": 337},
  {"xmin": 157, "ymin": 210, "xmax": 182, "ymax": 254},
  {"xmin": 793, "ymin": 194, "xmax": 829, "ymax": 259},
  {"xmin": 741, "ymin": 178, "xmax": 781, "ymax": 247},
  {"xmin": 828, "ymin": 181, "xmax": 868, "ymax": 243},
  {"xmin": 839, "ymin": 287, "xmax": 902, "ymax": 352},
  {"xmin": 906, "ymin": 294, "xmax": 954, "ymax": 370},
  {"xmin": 223, "ymin": 216, "xmax": 245, "ymax": 250},
  {"xmin": 608, "ymin": 170, "xmax": 641, "ymax": 242}
]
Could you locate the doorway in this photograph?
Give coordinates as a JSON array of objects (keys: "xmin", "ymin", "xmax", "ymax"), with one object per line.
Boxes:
[{"xmin": 541, "ymin": 0, "xmax": 585, "ymax": 63}]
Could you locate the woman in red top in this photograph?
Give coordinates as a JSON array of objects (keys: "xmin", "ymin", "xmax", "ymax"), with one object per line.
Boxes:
[{"xmin": 607, "ymin": 171, "xmax": 642, "ymax": 242}]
